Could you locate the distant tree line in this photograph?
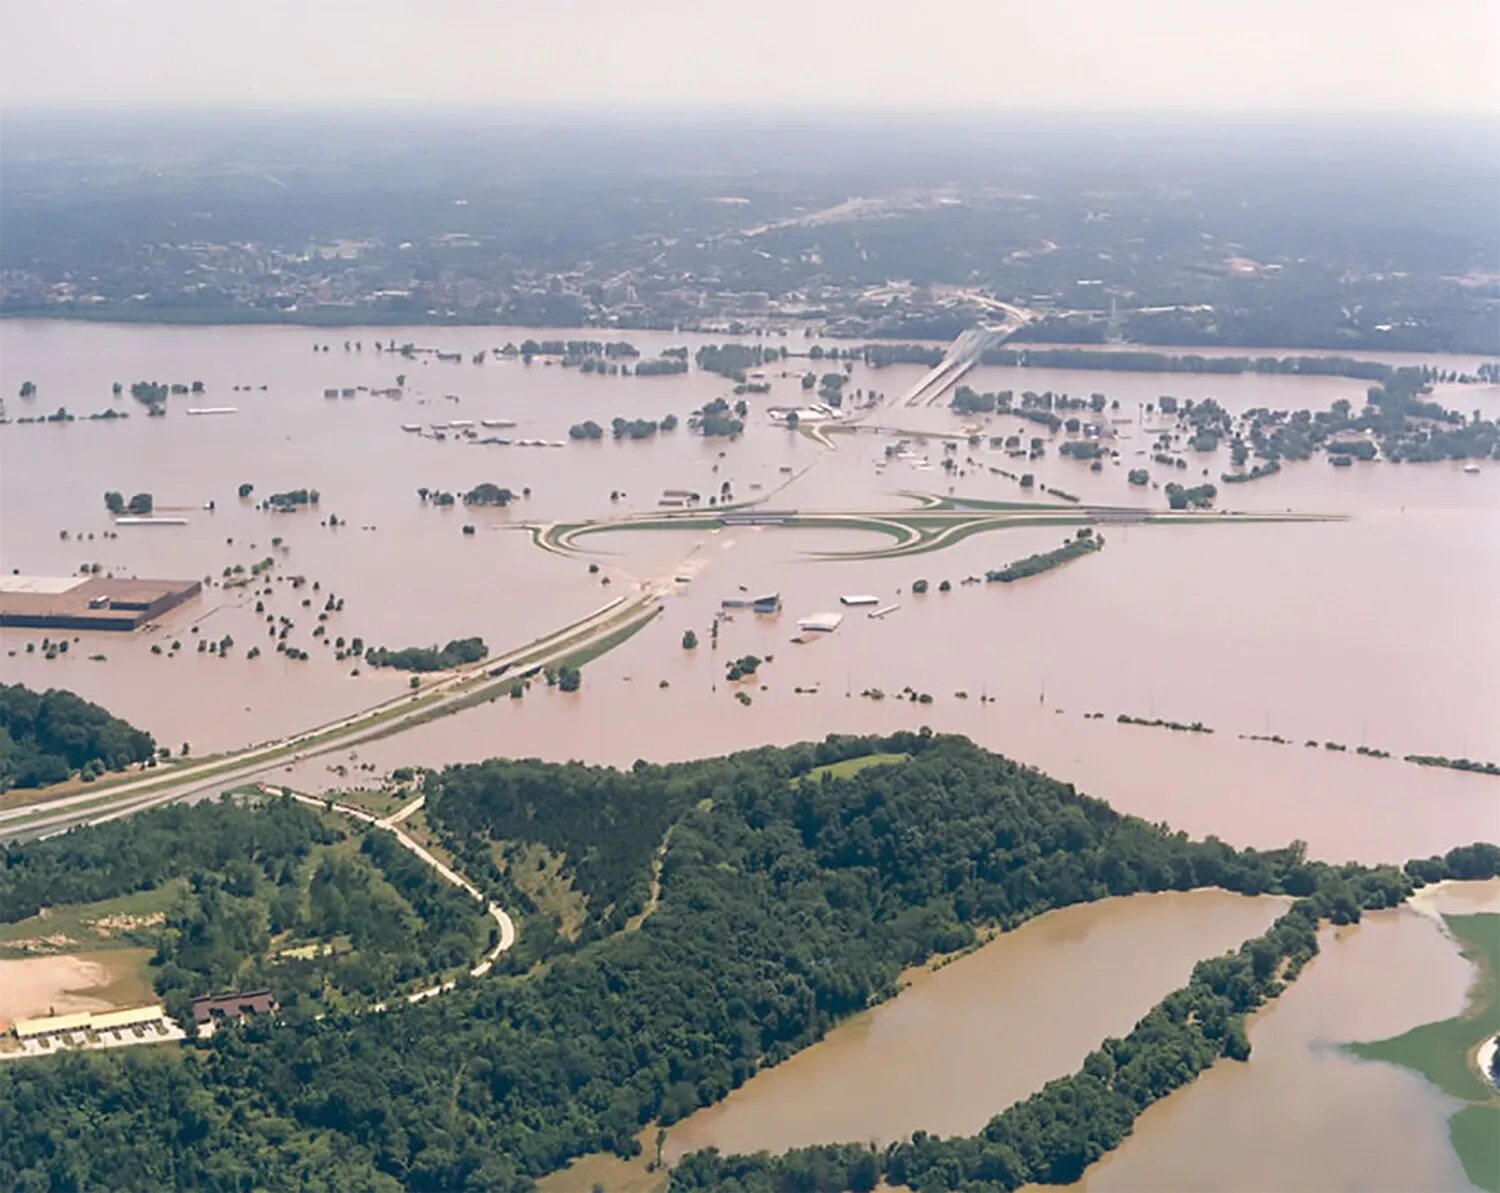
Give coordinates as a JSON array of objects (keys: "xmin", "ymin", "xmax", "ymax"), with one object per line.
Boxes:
[
  {"xmin": 976, "ymin": 348, "xmax": 1403, "ymax": 381},
  {"xmin": 518, "ymin": 339, "xmax": 639, "ymax": 359}
]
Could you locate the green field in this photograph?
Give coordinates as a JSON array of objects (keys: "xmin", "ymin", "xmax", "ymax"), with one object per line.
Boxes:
[
  {"xmin": 1348, "ymin": 912, "xmax": 1500, "ymax": 1190},
  {"xmin": 793, "ymin": 752, "xmax": 912, "ymax": 785},
  {"xmin": 1450, "ymin": 1104, "xmax": 1500, "ymax": 1193},
  {"xmin": 1349, "ymin": 913, "xmax": 1499, "ymax": 1101},
  {"xmin": 0, "ymin": 884, "xmax": 184, "ymax": 956}
]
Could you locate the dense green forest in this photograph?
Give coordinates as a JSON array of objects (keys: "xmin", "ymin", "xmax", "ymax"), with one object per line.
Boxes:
[
  {"xmin": 425, "ymin": 757, "xmax": 681, "ymax": 951},
  {"xmin": 0, "ymin": 798, "xmax": 326, "ymax": 921},
  {"xmin": 0, "ymin": 682, "xmax": 156, "ymax": 790},
  {"xmin": 0, "ymin": 734, "xmax": 1494, "ymax": 1192}
]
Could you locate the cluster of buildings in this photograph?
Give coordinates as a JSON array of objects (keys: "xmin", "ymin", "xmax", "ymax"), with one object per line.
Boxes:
[
  {"xmin": 0, "ymin": 225, "xmax": 1025, "ymax": 337},
  {"xmin": 11, "ymin": 1004, "xmax": 166, "ymax": 1046},
  {"xmin": 5, "ymin": 990, "xmax": 277, "ymax": 1056}
]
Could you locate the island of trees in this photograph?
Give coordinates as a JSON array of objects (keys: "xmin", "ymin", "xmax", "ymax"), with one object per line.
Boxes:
[
  {"xmin": 104, "ymin": 490, "xmax": 153, "ymax": 516},
  {"xmin": 262, "ymin": 488, "xmax": 320, "ymax": 512},
  {"xmin": 463, "ymin": 483, "xmax": 515, "ymax": 507},
  {"xmin": 363, "ymin": 637, "xmax": 488, "ymax": 672},
  {"xmin": 986, "ymin": 530, "xmax": 1102, "ymax": 583},
  {"xmin": 690, "ymin": 397, "xmax": 745, "ymax": 438},
  {"xmin": 569, "ymin": 416, "xmax": 674, "ymax": 441},
  {"xmin": 1222, "ymin": 460, "xmax": 1282, "ymax": 484},
  {"xmin": 1165, "ymin": 482, "xmax": 1217, "ymax": 510},
  {"xmin": 694, "ymin": 343, "xmax": 775, "ymax": 382}
]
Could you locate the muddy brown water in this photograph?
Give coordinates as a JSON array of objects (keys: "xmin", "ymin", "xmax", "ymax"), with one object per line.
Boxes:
[
  {"xmin": 660, "ymin": 890, "xmax": 1289, "ymax": 1163},
  {"xmin": 3, "ymin": 321, "xmax": 1496, "ymax": 865},
  {"xmin": 1063, "ymin": 879, "xmax": 1500, "ymax": 1193},
  {"xmin": 3, "ymin": 322, "xmax": 1498, "ymax": 1189}
]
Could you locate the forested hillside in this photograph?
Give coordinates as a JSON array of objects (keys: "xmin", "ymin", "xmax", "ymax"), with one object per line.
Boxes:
[
  {"xmin": 0, "ymin": 682, "xmax": 155, "ymax": 789},
  {"xmin": 0, "ymin": 733, "xmax": 1494, "ymax": 1192},
  {"xmin": 0, "ymin": 797, "xmax": 493, "ymax": 1023},
  {"xmin": 0, "ymin": 798, "xmax": 329, "ymax": 922},
  {"xmin": 425, "ymin": 757, "xmax": 688, "ymax": 949}
]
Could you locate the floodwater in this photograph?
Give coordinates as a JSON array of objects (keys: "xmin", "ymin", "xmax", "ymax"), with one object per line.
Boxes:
[
  {"xmin": 661, "ymin": 890, "xmax": 1288, "ymax": 1163},
  {"xmin": 1066, "ymin": 879, "xmax": 1500, "ymax": 1193},
  {"xmin": 4, "ymin": 323, "xmax": 1499, "ymax": 1190},
  {"xmin": 2, "ymin": 321, "xmax": 1498, "ymax": 865}
]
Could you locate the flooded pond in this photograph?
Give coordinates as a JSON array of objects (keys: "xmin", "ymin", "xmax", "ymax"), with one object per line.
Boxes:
[
  {"xmin": 1066, "ymin": 880, "xmax": 1500, "ymax": 1193},
  {"xmin": 661, "ymin": 890, "xmax": 1286, "ymax": 1162}
]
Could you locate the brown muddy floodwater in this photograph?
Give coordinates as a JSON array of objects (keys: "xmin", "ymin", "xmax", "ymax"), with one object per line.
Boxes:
[
  {"xmin": 661, "ymin": 889, "xmax": 1288, "ymax": 1163},
  {"xmin": 1065, "ymin": 879, "xmax": 1500, "ymax": 1193},
  {"xmin": 5, "ymin": 324, "xmax": 1499, "ymax": 1191},
  {"xmin": 3, "ymin": 321, "xmax": 1498, "ymax": 865}
]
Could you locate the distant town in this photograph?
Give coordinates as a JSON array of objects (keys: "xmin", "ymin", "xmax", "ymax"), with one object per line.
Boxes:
[{"xmin": 4, "ymin": 115, "xmax": 1496, "ymax": 354}]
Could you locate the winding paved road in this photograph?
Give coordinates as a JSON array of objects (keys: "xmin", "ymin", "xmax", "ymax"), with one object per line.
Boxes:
[{"xmin": 277, "ymin": 787, "xmax": 518, "ymax": 997}]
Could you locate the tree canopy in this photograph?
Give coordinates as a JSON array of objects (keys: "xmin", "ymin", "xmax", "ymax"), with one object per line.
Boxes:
[
  {"xmin": 0, "ymin": 733, "xmax": 1493, "ymax": 1192},
  {"xmin": 0, "ymin": 683, "xmax": 155, "ymax": 790}
]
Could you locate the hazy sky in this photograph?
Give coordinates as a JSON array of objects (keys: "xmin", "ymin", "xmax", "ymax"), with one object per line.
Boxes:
[{"xmin": 3, "ymin": 0, "xmax": 1497, "ymax": 113}]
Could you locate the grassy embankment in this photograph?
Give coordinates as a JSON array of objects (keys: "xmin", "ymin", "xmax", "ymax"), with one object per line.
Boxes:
[
  {"xmin": 1348, "ymin": 912, "xmax": 1500, "ymax": 1192},
  {"xmin": 0, "ymin": 885, "xmax": 182, "ymax": 958}
]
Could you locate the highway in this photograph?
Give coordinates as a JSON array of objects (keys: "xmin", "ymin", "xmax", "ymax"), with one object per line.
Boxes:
[
  {"xmin": 900, "ymin": 303, "xmax": 1034, "ymax": 407},
  {"xmin": 0, "ymin": 590, "xmax": 663, "ymax": 843}
]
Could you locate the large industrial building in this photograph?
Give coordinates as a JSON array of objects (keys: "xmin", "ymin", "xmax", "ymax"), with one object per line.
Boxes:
[{"xmin": 0, "ymin": 575, "xmax": 201, "ymax": 631}]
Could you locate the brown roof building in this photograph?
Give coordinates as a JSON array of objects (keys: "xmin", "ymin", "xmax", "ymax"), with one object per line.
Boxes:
[
  {"xmin": 191, "ymin": 990, "xmax": 278, "ymax": 1025},
  {"xmin": 0, "ymin": 575, "xmax": 201, "ymax": 631}
]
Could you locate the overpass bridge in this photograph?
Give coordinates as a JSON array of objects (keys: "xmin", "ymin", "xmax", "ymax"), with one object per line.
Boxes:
[{"xmin": 900, "ymin": 301, "xmax": 1033, "ymax": 407}]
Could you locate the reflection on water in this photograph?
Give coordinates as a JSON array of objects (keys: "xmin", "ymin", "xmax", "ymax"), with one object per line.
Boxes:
[{"xmin": 661, "ymin": 890, "xmax": 1287, "ymax": 1163}]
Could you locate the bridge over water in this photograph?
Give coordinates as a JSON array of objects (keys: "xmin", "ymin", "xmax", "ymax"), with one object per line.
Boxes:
[{"xmin": 900, "ymin": 302, "xmax": 1032, "ymax": 407}]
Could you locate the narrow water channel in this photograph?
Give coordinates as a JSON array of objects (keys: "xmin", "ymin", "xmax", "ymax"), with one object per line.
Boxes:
[{"xmin": 662, "ymin": 889, "xmax": 1287, "ymax": 1163}]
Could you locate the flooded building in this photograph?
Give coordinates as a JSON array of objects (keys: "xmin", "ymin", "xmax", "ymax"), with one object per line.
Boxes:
[
  {"xmin": 723, "ymin": 592, "xmax": 781, "ymax": 613},
  {"xmin": 0, "ymin": 575, "xmax": 202, "ymax": 631}
]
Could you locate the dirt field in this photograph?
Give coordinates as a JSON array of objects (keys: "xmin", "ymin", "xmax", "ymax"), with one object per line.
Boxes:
[{"xmin": 0, "ymin": 948, "xmax": 156, "ymax": 1029}]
